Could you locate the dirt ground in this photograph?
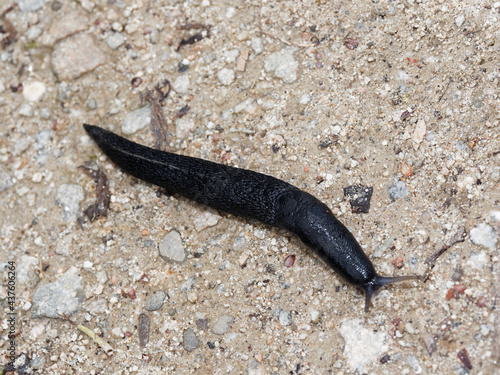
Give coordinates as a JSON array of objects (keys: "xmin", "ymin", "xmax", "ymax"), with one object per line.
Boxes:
[{"xmin": 1, "ymin": 0, "xmax": 499, "ymax": 374}]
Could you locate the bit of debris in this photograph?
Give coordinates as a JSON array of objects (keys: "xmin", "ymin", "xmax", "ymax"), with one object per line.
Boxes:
[
  {"xmin": 284, "ymin": 255, "xmax": 296, "ymax": 268},
  {"xmin": 236, "ymin": 47, "xmax": 250, "ymax": 71},
  {"xmin": 0, "ymin": 5, "xmax": 17, "ymax": 49},
  {"xmin": 145, "ymin": 80, "xmax": 171, "ymax": 151},
  {"xmin": 176, "ymin": 24, "xmax": 211, "ymax": 51},
  {"xmin": 138, "ymin": 313, "xmax": 150, "ymax": 347},
  {"xmin": 343, "ymin": 184, "xmax": 374, "ymax": 213},
  {"xmin": 79, "ymin": 161, "xmax": 111, "ymax": 221},
  {"xmin": 424, "ymin": 227, "xmax": 467, "ymax": 268},
  {"xmin": 344, "ymin": 37, "xmax": 359, "ymax": 50},
  {"xmin": 78, "ymin": 325, "xmax": 113, "ymax": 354}
]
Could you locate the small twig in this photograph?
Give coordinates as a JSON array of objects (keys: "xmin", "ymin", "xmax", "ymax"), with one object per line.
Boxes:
[
  {"xmin": 257, "ymin": 0, "xmax": 314, "ymax": 48},
  {"xmin": 229, "ymin": 128, "xmax": 256, "ymax": 135},
  {"xmin": 78, "ymin": 325, "xmax": 114, "ymax": 354},
  {"xmin": 424, "ymin": 227, "xmax": 467, "ymax": 267},
  {"xmin": 79, "ymin": 161, "xmax": 110, "ymax": 221},
  {"xmin": 438, "ymin": 77, "xmax": 453, "ymax": 102}
]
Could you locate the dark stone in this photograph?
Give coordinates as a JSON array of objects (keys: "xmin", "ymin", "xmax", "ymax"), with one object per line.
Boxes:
[{"xmin": 343, "ymin": 184, "xmax": 373, "ymax": 213}]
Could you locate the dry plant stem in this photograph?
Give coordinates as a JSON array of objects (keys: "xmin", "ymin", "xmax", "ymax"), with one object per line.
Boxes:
[
  {"xmin": 424, "ymin": 227, "xmax": 467, "ymax": 267},
  {"xmin": 146, "ymin": 85, "xmax": 170, "ymax": 151}
]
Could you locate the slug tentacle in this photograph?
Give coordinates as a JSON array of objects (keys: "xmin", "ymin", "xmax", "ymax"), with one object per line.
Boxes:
[
  {"xmin": 363, "ymin": 275, "xmax": 423, "ymax": 312},
  {"xmin": 84, "ymin": 124, "xmax": 423, "ymax": 312}
]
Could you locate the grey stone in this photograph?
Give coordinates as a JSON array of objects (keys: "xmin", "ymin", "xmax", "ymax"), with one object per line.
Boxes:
[
  {"xmin": 145, "ymin": 291, "xmax": 167, "ymax": 311},
  {"xmin": 31, "ymin": 355, "xmax": 46, "ymax": 370},
  {"xmin": 183, "ymin": 329, "xmax": 201, "ymax": 352},
  {"xmin": 32, "ymin": 266, "xmax": 84, "ymax": 318},
  {"xmin": 278, "ymin": 309, "xmax": 292, "ymax": 326},
  {"xmin": 212, "ymin": 315, "xmax": 234, "ymax": 335},
  {"xmin": 52, "ymin": 34, "xmax": 106, "ymax": 80},
  {"xmin": 122, "ymin": 105, "xmax": 151, "ymax": 135},
  {"xmin": 105, "ymin": 32, "xmax": 125, "ymax": 50},
  {"xmin": 34, "ymin": 129, "xmax": 53, "ymax": 166},
  {"xmin": 159, "ymin": 230, "xmax": 186, "ymax": 263},
  {"xmin": 264, "ymin": 47, "xmax": 299, "ymax": 83},
  {"xmin": 388, "ymin": 179, "xmax": 409, "ymax": 201},
  {"xmin": 55, "ymin": 184, "xmax": 85, "ymax": 222},
  {"xmin": 0, "ymin": 166, "xmax": 14, "ymax": 191}
]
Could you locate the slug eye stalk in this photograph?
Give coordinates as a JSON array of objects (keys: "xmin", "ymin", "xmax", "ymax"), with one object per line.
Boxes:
[{"xmin": 363, "ymin": 275, "xmax": 423, "ymax": 312}]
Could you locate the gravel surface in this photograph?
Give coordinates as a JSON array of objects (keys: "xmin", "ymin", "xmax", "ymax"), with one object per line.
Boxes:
[{"xmin": 0, "ymin": 0, "xmax": 499, "ymax": 374}]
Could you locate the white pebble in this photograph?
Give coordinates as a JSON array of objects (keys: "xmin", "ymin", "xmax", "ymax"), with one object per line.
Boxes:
[
  {"xmin": 23, "ymin": 81, "xmax": 46, "ymax": 102},
  {"xmin": 217, "ymin": 68, "xmax": 235, "ymax": 85}
]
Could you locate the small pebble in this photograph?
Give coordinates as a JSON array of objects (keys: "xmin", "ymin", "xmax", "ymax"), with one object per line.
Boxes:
[
  {"xmin": 212, "ymin": 315, "xmax": 234, "ymax": 335},
  {"xmin": 278, "ymin": 309, "xmax": 292, "ymax": 326},
  {"xmin": 193, "ymin": 208, "xmax": 221, "ymax": 231},
  {"xmin": 187, "ymin": 291, "xmax": 198, "ymax": 303},
  {"xmin": 55, "ymin": 184, "xmax": 85, "ymax": 222},
  {"xmin": 31, "ymin": 267, "xmax": 83, "ymax": 318},
  {"xmin": 180, "ymin": 276, "xmax": 196, "ymax": 292},
  {"xmin": 106, "ymin": 32, "xmax": 125, "ymax": 50},
  {"xmin": 145, "ymin": 291, "xmax": 167, "ymax": 311},
  {"xmin": 300, "ymin": 94, "xmax": 311, "ymax": 105},
  {"xmin": 52, "ymin": 34, "xmax": 105, "ymax": 80},
  {"xmin": 217, "ymin": 68, "xmax": 235, "ymax": 85},
  {"xmin": 18, "ymin": 0, "xmax": 46, "ymax": 12},
  {"xmin": 234, "ymin": 98, "xmax": 257, "ymax": 114},
  {"xmin": 122, "ymin": 105, "xmax": 151, "ymax": 135},
  {"xmin": 183, "ymin": 329, "xmax": 201, "ymax": 352},
  {"xmin": 175, "ymin": 117, "xmax": 195, "ymax": 139},
  {"xmin": 264, "ymin": 47, "xmax": 299, "ymax": 83},
  {"xmin": 0, "ymin": 167, "xmax": 14, "ymax": 192},
  {"xmin": 470, "ymin": 223, "xmax": 497, "ymax": 250},
  {"xmin": 196, "ymin": 318, "xmax": 208, "ymax": 330},
  {"xmin": 388, "ymin": 180, "xmax": 409, "ymax": 201},
  {"xmin": 23, "ymin": 81, "xmax": 46, "ymax": 102},
  {"xmin": 19, "ymin": 103, "xmax": 34, "ymax": 117},
  {"xmin": 172, "ymin": 75, "xmax": 190, "ymax": 94},
  {"xmin": 251, "ymin": 37, "xmax": 263, "ymax": 55},
  {"xmin": 159, "ymin": 230, "xmax": 186, "ymax": 263},
  {"xmin": 138, "ymin": 313, "xmax": 150, "ymax": 346}
]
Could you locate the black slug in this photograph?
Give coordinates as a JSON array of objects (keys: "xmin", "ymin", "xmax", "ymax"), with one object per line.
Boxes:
[{"xmin": 83, "ymin": 124, "xmax": 421, "ymax": 311}]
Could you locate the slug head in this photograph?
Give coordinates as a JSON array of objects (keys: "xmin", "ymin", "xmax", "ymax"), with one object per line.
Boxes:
[{"xmin": 362, "ymin": 274, "xmax": 423, "ymax": 312}]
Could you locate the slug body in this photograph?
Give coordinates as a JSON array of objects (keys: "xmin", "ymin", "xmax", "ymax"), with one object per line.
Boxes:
[{"xmin": 84, "ymin": 124, "xmax": 420, "ymax": 311}]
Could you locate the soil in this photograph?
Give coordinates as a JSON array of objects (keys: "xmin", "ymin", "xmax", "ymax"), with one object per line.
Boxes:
[{"xmin": 0, "ymin": 0, "xmax": 499, "ymax": 374}]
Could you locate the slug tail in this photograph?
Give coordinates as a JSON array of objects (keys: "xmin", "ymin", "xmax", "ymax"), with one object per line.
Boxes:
[{"xmin": 363, "ymin": 274, "xmax": 423, "ymax": 312}]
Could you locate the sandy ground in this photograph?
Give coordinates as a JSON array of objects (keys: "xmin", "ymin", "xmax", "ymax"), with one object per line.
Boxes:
[{"xmin": 0, "ymin": 0, "xmax": 499, "ymax": 374}]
